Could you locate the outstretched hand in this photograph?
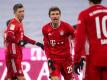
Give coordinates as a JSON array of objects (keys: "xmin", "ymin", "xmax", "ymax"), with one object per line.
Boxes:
[{"xmin": 36, "ymin": 42, "xmax": 44, "ymax": 50}]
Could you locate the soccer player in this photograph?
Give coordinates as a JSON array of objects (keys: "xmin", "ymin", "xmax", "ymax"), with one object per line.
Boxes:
[
  {"xmin": 5, "ymin": 19, "xmax": 17, "ymax": 80},
  {"xmin": 4, "ymin": 3, "xmax": 43, "ymax": 80},
  {"xmin": 42, "ymin": 6, "xmax": 75, "ymax": 80},
  {"xmin": 74, "ymin": 0, "xmax": 107, "ymax": 80}
]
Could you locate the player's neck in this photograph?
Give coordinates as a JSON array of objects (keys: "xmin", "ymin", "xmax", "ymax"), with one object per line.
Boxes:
[
  {"xmin": 51, "ymin": 21, "xmax": 60, "ymax": 29},
  {"xmin": 15, "ymin": 17, "xmax": 22, "ymax": 23}
]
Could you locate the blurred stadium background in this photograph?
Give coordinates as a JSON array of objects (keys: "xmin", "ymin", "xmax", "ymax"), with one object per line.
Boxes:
[{"xmin": 0, "ymin": 0, "xmax": 106, "ymax": 80}]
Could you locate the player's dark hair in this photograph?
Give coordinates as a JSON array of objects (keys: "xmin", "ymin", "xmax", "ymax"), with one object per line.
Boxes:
[
  {"xmin": 6, "ymin": 19, "xmax": 11, "ymax": 26},
  {"xmin": 13, "ymin": 3, "xmax": 23, "ymax": 13},
  {"xmin": 88, "ymin": 0, "xmax": 102, "ymax": 4},
  {"xmin": 48, "ymin": 6, "xmax": 61, "ymax": 16},
  {"xmin": 73, "ymin": 24, "xmax": 77, "ymax": 30}
]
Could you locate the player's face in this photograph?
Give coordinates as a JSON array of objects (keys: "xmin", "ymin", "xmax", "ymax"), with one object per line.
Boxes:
[
  {"xmin": 15, "ymin": 8, "xmax": 24, "ymax": 22},
  {"xmin": 49, "ymin": 10, "xmax": 61, "ymax": 24}
]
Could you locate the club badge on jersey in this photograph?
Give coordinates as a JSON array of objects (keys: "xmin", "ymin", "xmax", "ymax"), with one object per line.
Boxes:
[
  {"xmin": 60, "ymin": 30, "xmax": 64, "ymax": 36},
  {"xmin": 48, "ymin": 33, "xmax": 52, "ymax": 36}
]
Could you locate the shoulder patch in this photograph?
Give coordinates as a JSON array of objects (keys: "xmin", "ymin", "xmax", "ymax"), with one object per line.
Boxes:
[{"xmin": 10, "ymin": 24, "xmax": 15, "ymax": 30}]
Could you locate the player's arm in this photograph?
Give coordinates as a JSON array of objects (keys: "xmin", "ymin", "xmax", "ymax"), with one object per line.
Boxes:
[
  {"xmin": 23, "ymin": 35, "xmax": 36, "ymax": 44},
  {"xmin": 73, "ymin": 12, "xmax": 86, "ymax": 74},
  {"xmin": 6, "ymin": 24, "xmax": 18, "ymax": 43},
  {"xmin": 43, "ymin": 36, "xmax": 50, "ymax": 57},
  {"xmin": 42, "ymin": 27, "xmax": 50, "ymax": 57},
  {"xmin": 24, "ymin": 35, "xmax": 44, "ymax": 49},
  {"xmin": 18, "ymin": 35, "xmax": 44, "ymax": 49},
  {"xmin": 74, "ymin": 12, "xmax": 86, "ymax": 63},
  {"xmin": 67, "ymin": 24, "xmax": 75, "ymax": 39},
  {"xmin": 18, "ymin": 35, "xmax": 36, "ymax": 46}
]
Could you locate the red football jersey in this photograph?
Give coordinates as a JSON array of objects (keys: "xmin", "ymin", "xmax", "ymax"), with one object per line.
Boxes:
[
  {"xmin": 74, "ymin": 5, "xmax": 107, "ymax": 66},
  {"xmin": 42, "ymin": 21, "xmax": 75, "ymax": 60},
  {"xmin": 5, "ymin": 18, "xmax": 24, "ymax": 43},
  {"xmin": 4, "ymin": 18, "xmax": 36, "ymax": 55}
]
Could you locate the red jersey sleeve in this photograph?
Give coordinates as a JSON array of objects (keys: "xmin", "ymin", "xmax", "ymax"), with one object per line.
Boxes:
[
  {"xmin": 67, "ymin": 23, "xmax": 75, "ymax": 39},
  {"xmin": 6, "ymin": 23, "xmax": 19, "ymax": 43},
  {"xmin": 42, "ymin": 26, "xmax": 50, "ymax": 58},
  {"xmin": 23, "ymin": 35, "xmax": 36, "ymax": 44},
  {"xmin": 74, "ymin": 12, "xmax": 87, "ymax": 63}
]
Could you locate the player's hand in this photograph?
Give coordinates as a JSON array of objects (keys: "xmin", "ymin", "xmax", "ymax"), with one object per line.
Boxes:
[
  {"xmin": 48, "ymin": 58, "xmax": 56, "ymax": 70},
  {"xmin": 18, "ymin": 40, "xmax": 27, "ymax": 46},
  {"xmin": 36, "ymin": 42, "xmax": 44, "ymax": 50},
  {"xmin": 73, "ymin": 58, "xmax": 85, "ymax": 75},
  {"xmin": 80, "ymin": 58, "xmax": 85, "ymax": 70},
  {"xmin": 73, "ymin": 63, "xmax": 80, "ymax": 75}
]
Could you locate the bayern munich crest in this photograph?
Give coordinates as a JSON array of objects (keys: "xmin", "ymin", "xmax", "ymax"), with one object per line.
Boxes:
[{"xmin": 60, "ymin": 30, "xmax": 64, "ymax": 36}]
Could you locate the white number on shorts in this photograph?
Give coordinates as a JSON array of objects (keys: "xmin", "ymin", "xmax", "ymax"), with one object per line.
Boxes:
[{"xmin": 67, "ymin": 65, "xmax": 72, "ymax": 73}]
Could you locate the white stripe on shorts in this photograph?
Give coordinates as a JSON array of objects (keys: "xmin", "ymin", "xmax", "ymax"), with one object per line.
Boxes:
[{"xmin": 11, "ymin": 59, "xmax": 17, "ymax": 73}]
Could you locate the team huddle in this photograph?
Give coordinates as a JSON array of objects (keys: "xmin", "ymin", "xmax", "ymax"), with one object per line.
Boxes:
[{"xmin": 3, "ymin": 0, "xmax": 107, "ymax": 80}]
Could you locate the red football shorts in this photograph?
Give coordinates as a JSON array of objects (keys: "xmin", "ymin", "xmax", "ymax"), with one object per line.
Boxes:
[
  {"xmin": 5, "ymin": 53, "xmax": 24, "ymax": 79},
  {"xmin": 48, "ymin": 57, "xmax": 73, "ymax": 80}
]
